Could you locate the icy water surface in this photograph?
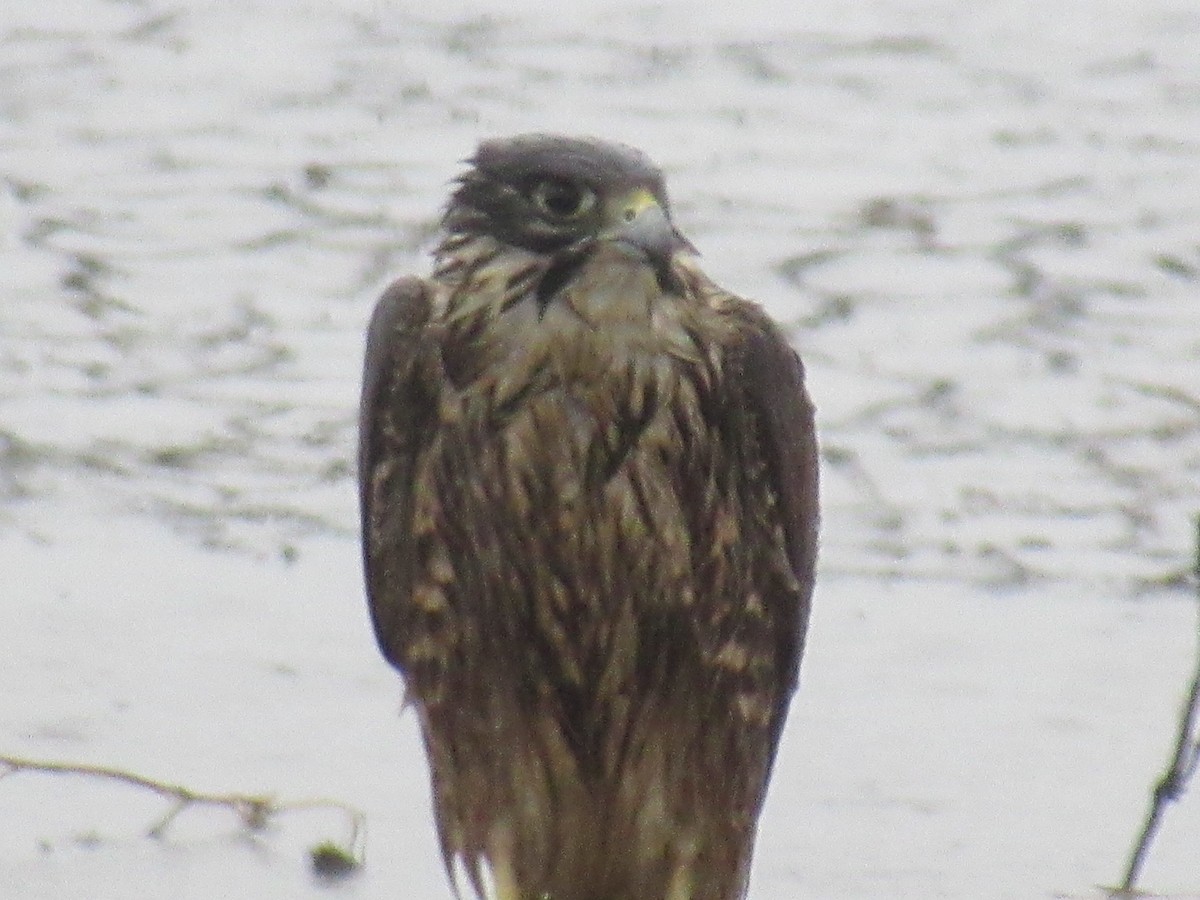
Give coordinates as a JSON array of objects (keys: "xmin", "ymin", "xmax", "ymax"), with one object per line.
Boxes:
[{"xmin": 3, "ymin": 0, "xmax": 1199, "ymax": 897}]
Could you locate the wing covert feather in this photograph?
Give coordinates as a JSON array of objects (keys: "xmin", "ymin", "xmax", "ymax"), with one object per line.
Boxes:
[
  {"xmin": 358, "ymin": 276, "xmax": 439, "ymax": 667},
  {"xmin": 734, "ymin": 308, "xmax": 820, "ymax": 693}
]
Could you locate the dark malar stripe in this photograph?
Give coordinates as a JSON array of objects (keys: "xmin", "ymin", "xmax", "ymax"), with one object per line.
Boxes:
[
  {"xmin": 499, "ymin": 263, "xmax": 542, "ymax": 312},
  {"xmin": 535, "ymin": 243, "xmax": 596, "ymax": 318}
]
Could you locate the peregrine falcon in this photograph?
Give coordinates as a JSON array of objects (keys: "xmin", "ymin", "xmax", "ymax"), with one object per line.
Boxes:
[{"xmin": 358, "ymin": 134, "xmax": 819, "ymax": 900}]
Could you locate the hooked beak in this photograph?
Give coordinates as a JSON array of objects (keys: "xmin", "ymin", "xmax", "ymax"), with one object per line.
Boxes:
[{"xmin": 602, "ymin": 188, "xmax": 696, "ymax": 269}]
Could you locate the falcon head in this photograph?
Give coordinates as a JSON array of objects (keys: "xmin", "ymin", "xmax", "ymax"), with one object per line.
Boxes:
[{"xmin": 442, "ymin": 133, "xmax": 696, "ymax": 288}]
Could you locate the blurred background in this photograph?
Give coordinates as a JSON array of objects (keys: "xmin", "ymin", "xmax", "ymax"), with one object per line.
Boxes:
[{"xmin": 2, "ymin": 1, "xmax": 1199, "ymax": 897}]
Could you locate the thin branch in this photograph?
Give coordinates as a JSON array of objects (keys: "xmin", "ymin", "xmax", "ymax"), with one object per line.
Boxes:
[
  {"xmin": 1113, "ymin": 515, "xmax": 1200, "ymax": 896},
  {"xmin": 0, "ymin": 754, "xmax": 364, "ymax": 875},
  {"xmin": 0, "ymin": 755, "xmax": 269, "ymax": 820}
]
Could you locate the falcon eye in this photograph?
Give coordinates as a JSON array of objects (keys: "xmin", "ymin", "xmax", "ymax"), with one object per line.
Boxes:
[{"xmin": 531, "ymin": 178, "xmax": 595, "ymax": 220}]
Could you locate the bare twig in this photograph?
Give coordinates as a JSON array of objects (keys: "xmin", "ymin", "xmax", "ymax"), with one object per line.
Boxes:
[
  {"xmin": 1113, "ymin": 515, "xmax": 1200, "ymax": 896},
  {"xmin": 0, "ymin": 754, "xmax": 364, "ymax": 875}
]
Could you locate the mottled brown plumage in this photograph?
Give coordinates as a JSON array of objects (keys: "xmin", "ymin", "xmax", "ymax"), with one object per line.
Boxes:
[{"xmin": 358, "ymin": 134, "xmax": 818, "ymax": 900}]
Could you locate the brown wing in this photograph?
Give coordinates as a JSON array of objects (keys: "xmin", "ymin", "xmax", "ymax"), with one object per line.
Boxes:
[
  {"xmin": 358, "ymin": 276, "xmax": 440, "ymax": 669},
  {"xmin": 731, "ymin": 302, "xmax": 820, "ymax": 712}
]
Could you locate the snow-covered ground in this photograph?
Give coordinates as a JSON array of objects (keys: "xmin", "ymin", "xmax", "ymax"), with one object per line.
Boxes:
[{"xmin": 3, "ymin": 0, "xmax": 1199, "ymax": 897}]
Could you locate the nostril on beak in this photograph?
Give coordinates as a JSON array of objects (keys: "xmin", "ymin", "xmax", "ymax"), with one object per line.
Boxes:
[{"xmin": 615, "ymin": 202, "xmax": 676, "ymax": 262}]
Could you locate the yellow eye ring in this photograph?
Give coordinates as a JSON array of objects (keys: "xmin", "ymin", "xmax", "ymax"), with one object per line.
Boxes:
[{"xmin": 531, "ymin": 178, "xmax": 596, "ymax": 220}]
